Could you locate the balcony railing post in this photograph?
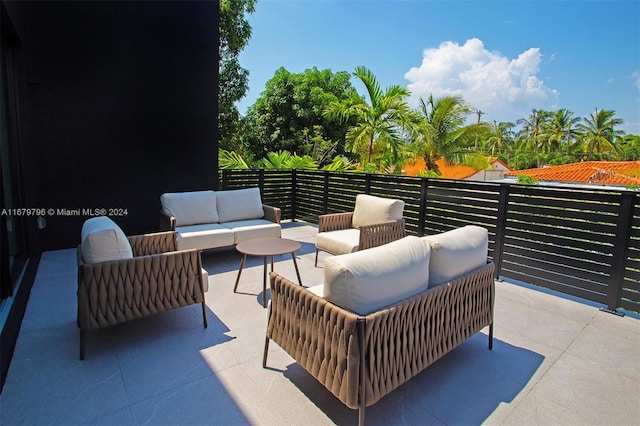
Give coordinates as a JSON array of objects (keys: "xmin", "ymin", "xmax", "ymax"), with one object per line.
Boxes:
[
  {"xmin": 418, "ymin": 178, "xmax": 428, "ymax": 236},
  {"xmin": 323, "ymin": 171, "xmax": 329, "ymax": 214},
  {"xmin": 291, "ymin": 169, "xmax": 297, "ymax": 221},
  {"xmin": 603, "ymin": 191, "xmax": 635, "ymax": 315},
  {"xmin": 492, "ymin": 184, "xmax": 509, "ymax": 280},
  {"xmin": 365, "ymin": 173, "xmax": 371, "ymax": 195},
  {"xmin": 221, "ymin": 169, "xmax": 229, "ymax": 190}
]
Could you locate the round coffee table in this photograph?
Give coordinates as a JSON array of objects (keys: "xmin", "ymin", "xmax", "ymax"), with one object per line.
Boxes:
[{"xmin": 233, "ymin": 238, "xmax": 303, "ymax": 307}]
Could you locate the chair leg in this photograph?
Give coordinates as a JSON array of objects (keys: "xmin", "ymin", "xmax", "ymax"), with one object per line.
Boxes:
[
  {"xmin": 314, "ymin": 249, "xmax": 319, "ymax": 267},
  {"xmin": 488, "ymin": 323, "xmax": 494, "ymax": 350},
  {"xmin": 262, "ymin": 337, "xmax": 270, "ymax": 368},
  {"xmin": 80, "ymin": 330, "xmax": 86, "ymax": 360},
  {"xmin": 201, "ymin": 301, "xmax": 208, "ymax": 328}
]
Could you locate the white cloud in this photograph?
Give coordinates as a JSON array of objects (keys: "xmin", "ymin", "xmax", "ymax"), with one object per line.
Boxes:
[
  {"xmin": 632, "ymin": 71, "xmax": 640, "ymax": 92},
  {"xmin": 404, "ymin": 38, "xmax": 558, "ymax": 123}
]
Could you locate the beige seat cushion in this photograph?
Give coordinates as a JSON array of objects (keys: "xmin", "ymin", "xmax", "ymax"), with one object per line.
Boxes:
[
  {"xmin": 316, "ymin": 228, "xmax": 361, "ymax": 256},
  {"xmin": 421, "ymin": 225, "xmax": 488, "ymax": 287},
  {"xmin": 216, "ymin": 188, "xmax": 265, "ymax": 223},
  {"xmin": 161, "ymin": 190, "xmax": 218, "ymax": 226},
  {"xmin": 175, "ymin": 223, "xmax": 234, "ymax": 251},
  {"xmin": 222, "ymin": 219, "xmax": 281, "ymax": 244},
  {"xmin": 351, "ymin": 194, "xmax": 404, "ymax": 228},
  {"xmin": 80, "ymin": 217, "xmax": 133, "ymax": 264},
  {"xmin": 322, "ymin": 236, "xmax": 430, "ymax": 315}
]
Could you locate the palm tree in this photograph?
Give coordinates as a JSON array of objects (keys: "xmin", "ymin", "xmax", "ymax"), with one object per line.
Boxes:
[
  {"xmin": 543, "ymin": 109, "xmax": 581, "ymax": 158},
  {"xmin": 485, "ymin": 120, "xmax": 515, "ymax": 161},
  {"xmin": 411, "ymin": 94, "xmax": 485, "ymax": 175},
  {"xmin": 577, "ymin": 108, "xmax": 624, "ymax": 160},
  {"xmin": 517, "ymin": 109, "xmax": 550, "ymax": 167},
  {"xmin": 324, "ymin": 66, "xmax": 413, "ymax": 168}
]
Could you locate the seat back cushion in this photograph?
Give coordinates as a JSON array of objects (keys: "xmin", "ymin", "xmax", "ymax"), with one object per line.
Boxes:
[
  {"xmin": 323, "ymin": 236, "xmax": 430, "ymax": 315},
  {"xmin": 352, "ymin": 194, "xmax": 404, "ymax": 228},
  {"xmin": 80, "ymin": 216, "xmax": 133, "ymax": 264},
  {"xmin": 216, "ymin": 187, "xmax": 264, "ymax": 223},
  {"xmin": 161, "ymin": 190, "xmax": 218, "ymax": 226},
  {"xmin": 421, "ymin": 225, "xmax": 488, "ymax": 287}
]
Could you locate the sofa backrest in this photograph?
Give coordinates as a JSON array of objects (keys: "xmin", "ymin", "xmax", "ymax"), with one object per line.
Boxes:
[
  {"xmin": 161, "ymin": 190, "xmax": 218, "ymax": 226},
  {"xmin": 351, "ymin": 194, "xmax": 404, "ymax": 228},
  {"xmin": 421, "ymin": 225, "xmax": 488, "ymax": 287},
  {"xmin": 323, "ymin": 235, "xmax": 430, "ymax": 315},
  {"xmin": 80, "ymin": 216, "xmax": 133, "ymax": 264},
  {"xmin": 216, "ymin": 187, "xmax": 264, "ymax": 222}
]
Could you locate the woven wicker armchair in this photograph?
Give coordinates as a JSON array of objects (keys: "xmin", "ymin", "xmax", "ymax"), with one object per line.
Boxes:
[
  {"xmin": 77, "ymin": 229, "xmax": 208, "ymax": 360},
  {"xmin": 315, "ymin": 194, "xmax": 406, "ymax": 266}
]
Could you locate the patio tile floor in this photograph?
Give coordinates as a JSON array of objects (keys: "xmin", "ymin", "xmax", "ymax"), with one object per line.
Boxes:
[{"xmin": 1, "ymin": 221, "xmax": 638, "ymax": 425}]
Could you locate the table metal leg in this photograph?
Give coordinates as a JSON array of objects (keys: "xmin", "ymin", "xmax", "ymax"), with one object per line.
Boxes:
[
  {"xmin": 263, "ymin": 256, "xmax": 268, "ymax": 307},
  {"xmin": 291, "ymin": 252, "xmax": 302, "ymax": 286},
  {"xmin": 234, "ymin": 253, "xmax": 247, "ymax": 293}
]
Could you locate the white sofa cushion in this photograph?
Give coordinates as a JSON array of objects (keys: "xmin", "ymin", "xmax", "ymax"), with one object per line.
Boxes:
[
  {"xmin": 175, "ymin": 223, "xmax": 234, "ymax": 251},
  {"xmin": 161, "ymin": 190, "xmax": 218, "ymax": 226},
  {"xmin": 80, "ymin": 217, "xmax": 133, "ymax": 264},
  {"xmin": 323, "ymin": 236, "xmax": 430, "ymax": 315},
  {"xmin": 216, "ymin": 188, "xmax": 265, "ymax": 223},
  {"xmin": 316, "ymin": 228, "xmax": 361, "ymax": 255},
  {"xmin": 222, "ymin": 219, "xmax": 282, "ymax": 244},
  {"xmin": 352, "ymin": 194, "xmax": 404, "ymax": 228},
  {"xmin": 421, "ymin": 225, "xmax": 488, "ymax": 287}
]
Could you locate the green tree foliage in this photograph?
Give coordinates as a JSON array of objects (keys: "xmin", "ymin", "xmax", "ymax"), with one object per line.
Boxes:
[
  {"xmin": 219, "ymin": 0, "xmax": 257, "ymax": 151},
  {"xmin": 241, "ymin": 67, "xmax": 357, "ymax": 163},
  {"xmin": 618, "ymin": 135, "xmax": 640, "ymax": 160},
  {"xmin": 410, "ymin": 94, "xmax": 488, "ymax": 175},
  {"xmin": 576, "ymin": 108, "xmax": 624, "ymax": 160},
  {"xmin": 324, "ymin": 66, "xmax": 414, "ymax": 168}
]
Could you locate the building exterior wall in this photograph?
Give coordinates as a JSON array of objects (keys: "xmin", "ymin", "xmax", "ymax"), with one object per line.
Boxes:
[{"xmin": 4, "ymin": 0, "xmax": 219, "ymax": 251}]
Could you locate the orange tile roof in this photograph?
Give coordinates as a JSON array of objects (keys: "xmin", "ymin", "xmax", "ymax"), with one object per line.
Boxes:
[
  {"xmin": 404, "ymin": 157, "xmax": 506, "ymax": 180},
  {"xmin": 505, "ymin": 161, "xmax": 640, "ymax": 186}
]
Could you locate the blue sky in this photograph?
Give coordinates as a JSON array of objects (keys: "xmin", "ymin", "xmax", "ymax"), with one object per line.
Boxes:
[{"xmin": 236, "ymin": 0, "xmax": 640, "ymax": 134}]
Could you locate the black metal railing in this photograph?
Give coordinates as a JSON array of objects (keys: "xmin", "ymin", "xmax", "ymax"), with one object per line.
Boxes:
[{"xmin": 219, "ymin": 169, "xmax": 640, "ymax": 314}]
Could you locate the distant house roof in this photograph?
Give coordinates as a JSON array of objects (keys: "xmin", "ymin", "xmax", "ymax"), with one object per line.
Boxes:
[
  {"xmin": 504, "ymin": 161, "xmax": 640, "ymax": 186},
  {"xmin": 404, "ymin": 157, "xmax": 510, "ymax": 180}
]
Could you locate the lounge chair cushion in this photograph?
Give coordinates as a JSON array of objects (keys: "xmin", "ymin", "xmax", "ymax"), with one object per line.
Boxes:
[
  {"xmin": 316, "ymin": 228, "xmax": 361, "ymax": 255},
  {"xmin": 216, "ymin": 188, "xmax": 265, "ymax": 223},
  {"xmin": 222, "ymin": 219, "xmax": 282, "ymax": 244},
  {"xmin": 322, "ymin": 236, "xmax": 430, "ymax": 315},
  {"xmin": 352, "ymin": 194, "xmax": 404, "ymax": 228},
  {"xmin": 80, "ymin": 216, "xmax": 133, "ymax": 264},
  {"xmin": 421, "ymin": 225, "xmax": 488, "ymax": 287},
  {"xmin": 175, "ymin": 223, "xmax": 234, "ymax": 251},
  {"xmin": 161, "ymin": 190, "xmax": 218, "ymax": 226}
]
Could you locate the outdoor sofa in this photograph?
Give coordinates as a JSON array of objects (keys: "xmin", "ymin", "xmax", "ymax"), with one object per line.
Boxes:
[
  {"xmin": 159, "ymin": 187, "xmax": 281, "ymax": 251},
  {"xmin": 77, "ymin": 216, "xmax": 208, "ymax": 360},
  {"xmin": 264, "ymin": 225, "xmax": 495, "ymax": 425}
]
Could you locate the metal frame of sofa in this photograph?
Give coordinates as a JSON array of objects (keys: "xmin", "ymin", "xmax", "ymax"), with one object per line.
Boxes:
[
  {"xmin": 263, "ymin": 261, "xmax": 495, "ymax": 426},
  {"xmin": 77, "ymin": 230, "xmax": 208, "ymax": 360}
]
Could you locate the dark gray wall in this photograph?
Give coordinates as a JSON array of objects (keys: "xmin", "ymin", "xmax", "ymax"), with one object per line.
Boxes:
[{"xmin": 7, "ymin": 1, "xmax": 219, "ymax": 251}]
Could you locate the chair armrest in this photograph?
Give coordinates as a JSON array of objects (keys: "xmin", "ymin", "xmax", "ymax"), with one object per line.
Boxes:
[
  {"xmin": 78, "ymin": 248, "xmax": 205, "ymax": 331},
  {"xmin": 127, "ymin": 231, "xmax": 178, "ymax": 256},
  {"xmin": 267, "ymin": 272, "xmax": 362, "ymax": 409},
  {"xmin": 159, "ymin": 209, "xmax": 176, "ymax": 231},
  {"xmin": 318, "ymin": 212, "xmax": 354, "ymax": 233},
  {"xmin": 358, "ymin": 219, "xmax": 406, "ymax": 250},
  {"xmin": 263, "ymin": 204, "xmax": 281, "ymax": 224}
]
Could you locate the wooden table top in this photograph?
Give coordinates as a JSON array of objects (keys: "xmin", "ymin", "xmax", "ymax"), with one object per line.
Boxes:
[{"xmin": 235, "ymin": 238, "xmax": 301, "ymax": 257}]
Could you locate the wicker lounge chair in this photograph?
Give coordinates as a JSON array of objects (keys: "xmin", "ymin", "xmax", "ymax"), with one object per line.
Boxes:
[
  {"xmin": 315, "ymin": 194, "xmax": 406, "ymax": 266},
  {"xmin": 77, "ymin": 217, "xmax": 208, "ymax": 360}
]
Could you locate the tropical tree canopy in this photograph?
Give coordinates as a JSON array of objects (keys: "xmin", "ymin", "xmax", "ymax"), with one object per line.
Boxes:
[
  {"xmin": 219, "ymin": 0, "xmax": 257, "ymax": 151},
  {"xmin": 241, "ymin": 67, "xmax": 358, "ymax": 164},
  {"xmin": 324, "ymin": 66, "xmax": 414, "ymax": 170}
]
